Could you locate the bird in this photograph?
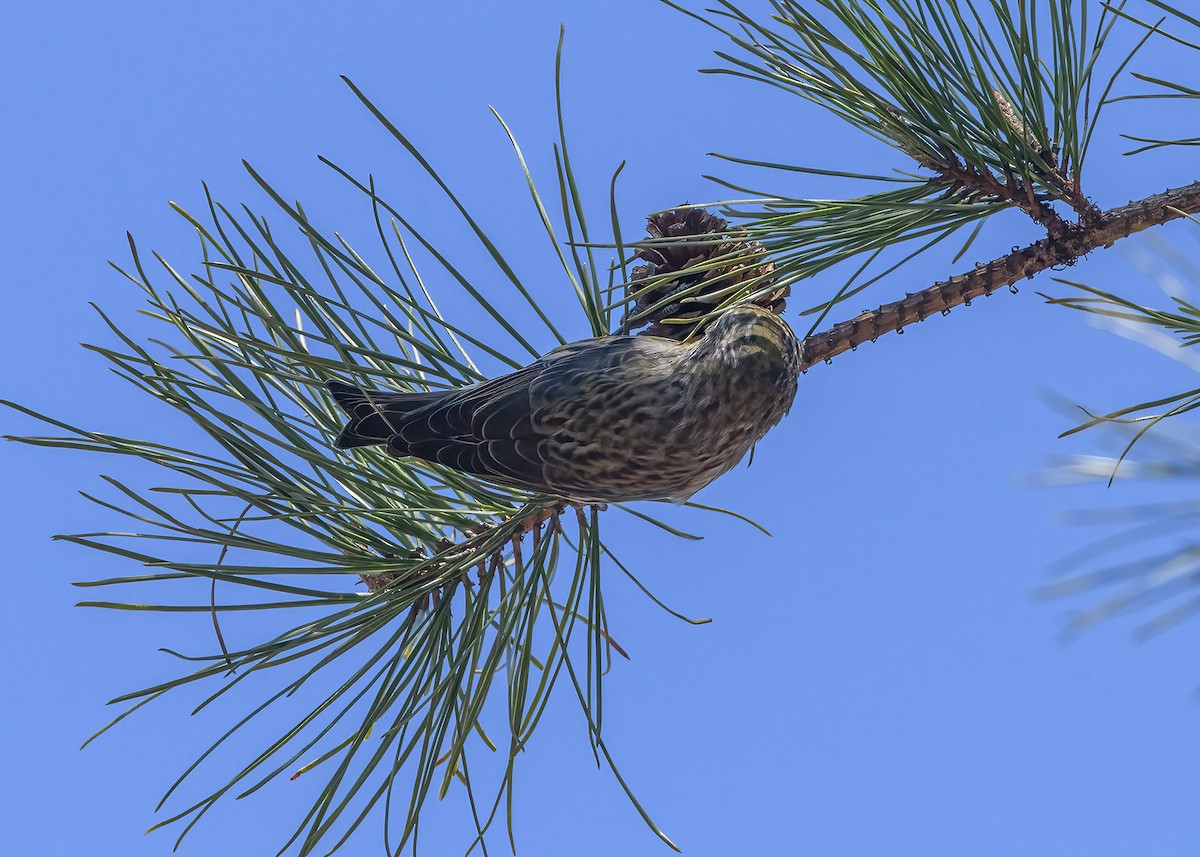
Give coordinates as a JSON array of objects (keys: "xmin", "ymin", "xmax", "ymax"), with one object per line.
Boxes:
[{"xmin": 327, "ymin": 303, "xmax": 801, "ymax": 503}]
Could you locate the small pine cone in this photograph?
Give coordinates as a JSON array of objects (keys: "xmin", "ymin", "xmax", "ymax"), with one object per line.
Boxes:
[{"xmin": 621, "ymin": 207, "xmax": 788, "ymax": 339}]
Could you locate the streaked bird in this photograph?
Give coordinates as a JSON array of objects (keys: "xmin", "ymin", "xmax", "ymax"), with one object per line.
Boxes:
[{"xmin": 327, "ymin": 304, "xmax": 801, "ymax": 503}]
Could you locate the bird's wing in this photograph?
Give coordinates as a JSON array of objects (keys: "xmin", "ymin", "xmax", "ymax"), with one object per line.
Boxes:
[
  {"xmin": 388, "ymin": 336, "xmax": 672, "ymax": 492},
  {"xmin": 392, "ymin": 363, "xmax": 546, "ymax": 486}
]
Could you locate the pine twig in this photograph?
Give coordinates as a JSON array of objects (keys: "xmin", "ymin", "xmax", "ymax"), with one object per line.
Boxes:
[
  {"xmin": 798, "ymin": 181, "xmax": 1200, "ymax": 371},
  {"xmin": 935, "ymin": 152, "xmax": 1071, "ymax": 239}
]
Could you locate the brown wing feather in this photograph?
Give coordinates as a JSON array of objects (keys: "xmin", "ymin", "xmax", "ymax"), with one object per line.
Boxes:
[{"xmin": 383, "ymin": 336, "xmax": 673, "ymax": 493}]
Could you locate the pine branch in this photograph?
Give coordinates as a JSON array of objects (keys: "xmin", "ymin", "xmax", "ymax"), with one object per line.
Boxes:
[{"xmin": 797, "ymin": 181, "xmax": 1200, "ymax": 371}]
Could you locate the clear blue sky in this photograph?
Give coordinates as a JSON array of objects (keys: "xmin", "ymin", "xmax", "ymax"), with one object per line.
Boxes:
[{"xmin": 4, "ymin": 2, "xmax": 1200, "ymax": 855}]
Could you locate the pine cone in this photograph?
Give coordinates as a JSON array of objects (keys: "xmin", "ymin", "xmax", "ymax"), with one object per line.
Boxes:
[{"xmin": 621, "ymin": 208, "xmax": 788, "ymax": 339}]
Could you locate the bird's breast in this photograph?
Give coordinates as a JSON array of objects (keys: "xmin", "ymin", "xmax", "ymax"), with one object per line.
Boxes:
[{"xmin": 533, "ymin": 320, "xmax": 799, "ymax": 502}]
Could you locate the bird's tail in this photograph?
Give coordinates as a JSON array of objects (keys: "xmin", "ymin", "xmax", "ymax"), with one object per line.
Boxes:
[{"xmin": 326, "ymin": 379, "xmax": 441, "ymax": 450}]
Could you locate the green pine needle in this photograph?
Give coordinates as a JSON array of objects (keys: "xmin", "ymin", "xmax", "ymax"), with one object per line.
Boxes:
[{"xmin": 2, "ymin": 55, "xmax": 732, "ymax": 855}]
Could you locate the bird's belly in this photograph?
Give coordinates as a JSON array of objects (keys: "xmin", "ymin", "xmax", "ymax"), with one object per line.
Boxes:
[{"xmin": 538, "ymin": 370, "xmax": 783, "ymax": 502}]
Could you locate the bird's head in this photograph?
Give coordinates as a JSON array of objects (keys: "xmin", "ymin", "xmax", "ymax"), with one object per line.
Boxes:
[
  {"xmin": 702, "ymin": 303, "xmax": 792, "ymax": 349},
  {"xmin": 697, "ymin": 304, "xmax": 801, "ymax": 393}
]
